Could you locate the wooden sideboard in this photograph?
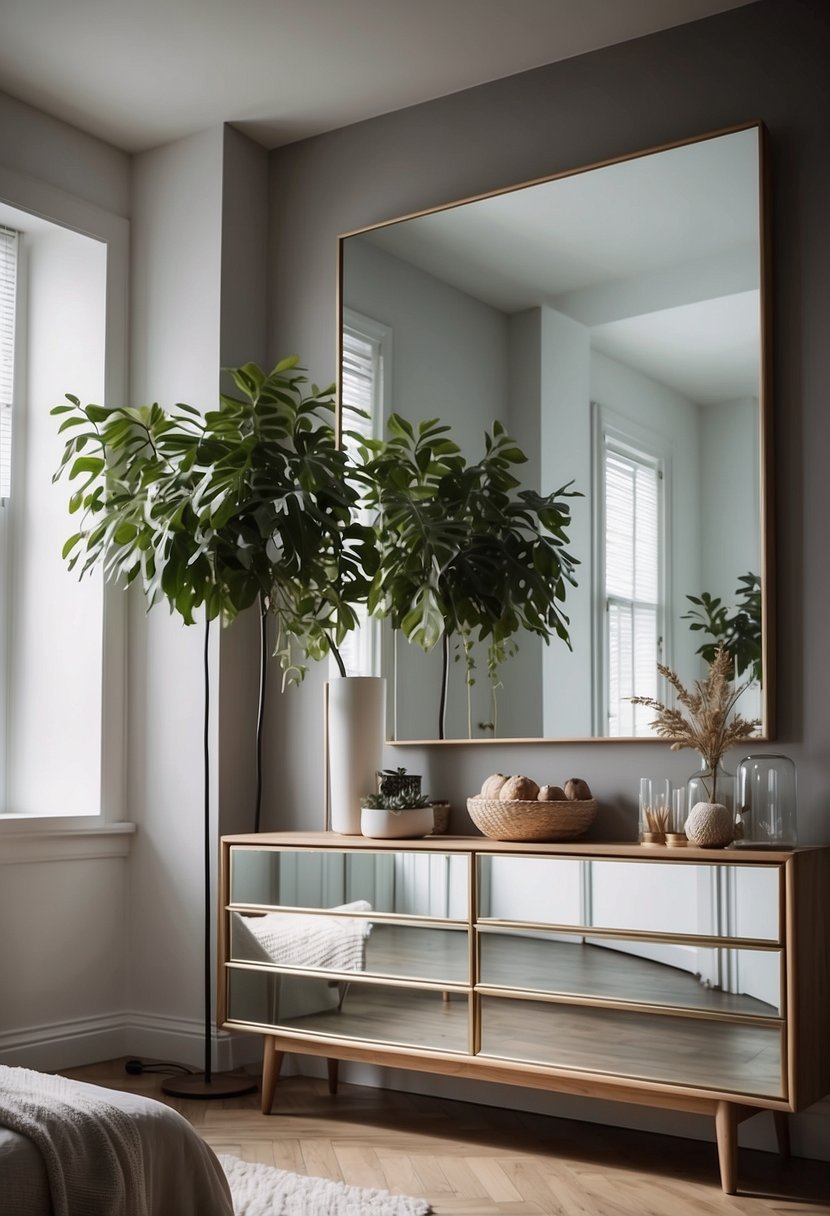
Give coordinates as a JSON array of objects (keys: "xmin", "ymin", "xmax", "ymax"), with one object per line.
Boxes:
[{"xmin": 218, "ymin": 832, "xmax": 830, "ymax": 1193}]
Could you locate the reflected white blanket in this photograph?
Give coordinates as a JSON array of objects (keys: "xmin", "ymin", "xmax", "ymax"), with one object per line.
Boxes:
[
  {"xmin": 0, "ymin": 1067, "xmax": 233, "ymax": 1216},
  {"xmin": 238, "ymin": 899, "xmax": 373, "ymax": 971}
]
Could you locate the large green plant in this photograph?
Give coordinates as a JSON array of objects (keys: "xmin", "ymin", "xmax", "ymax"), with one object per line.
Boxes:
[
  {"xmin": 354, "ymin": 415, "xmax": 580, "ymax": 737},
  {"xmin": 52, "ymin": 357, "xmax": 373, "ymax": 684}
]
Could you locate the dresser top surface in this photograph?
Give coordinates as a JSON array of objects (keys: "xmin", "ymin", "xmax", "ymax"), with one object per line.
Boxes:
[{"xmin": 220, "ymin": 831, "xmax": 817, "ymax": 863}]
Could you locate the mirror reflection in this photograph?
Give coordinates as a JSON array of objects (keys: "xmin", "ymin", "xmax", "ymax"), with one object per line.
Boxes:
[
  {"xmin": 227, "ymin": 969, "xmax": 470, "ymax": 1053},
  {"xmin": 229, "ymin": 847, "xmax": 469, "ymax": 919},
  {"xmin": 340, "ymin": 125, "xmax": 768, "ymax": 741},
  {"xmin": 478, "ymin": 855, "xmax": 780, "ymax": 1016}
]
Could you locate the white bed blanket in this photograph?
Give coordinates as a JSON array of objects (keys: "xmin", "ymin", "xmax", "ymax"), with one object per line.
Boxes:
[
  {"xmin": 238, "ymin": 899, "xmax": 373, "ymax": 971},
  {"xmin": 0, "ymin": 1067, "xmax": 233, "ymax": 1216}
]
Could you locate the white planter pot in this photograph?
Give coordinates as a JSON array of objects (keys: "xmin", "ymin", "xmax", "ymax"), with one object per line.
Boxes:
[
  {"xmin": 326, "ymin": 676, "xmax": 386, "ymax": 835},
  {"xmin": 360, "ymin": 806, "xmax": 434, "ymax": 840}
]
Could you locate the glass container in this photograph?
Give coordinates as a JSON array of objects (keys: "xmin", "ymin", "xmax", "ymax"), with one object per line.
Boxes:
[
  {"xmin": 686, "ymin": 756, "xmax": 734, "ymax": 819},
  {"xmin": 736, "ymin": 754, "xmax": 797, "ymax": 847},
  {"xmin": 639, "ymin": 777, "xmax": 670, "ymax": 844}
]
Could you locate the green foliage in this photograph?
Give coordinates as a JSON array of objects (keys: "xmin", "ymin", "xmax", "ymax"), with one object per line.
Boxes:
[
  {"xmin": 352, "ymin": 414, "xmax": 581, "ymax": 676},
  {"xmin": 360, "ymin": 791, "xmax": 432, "ymax": 810},
  {"xmin": 682, "ymin": 572, "xmax": 762, "ymax": 683},
  {"xmin": 376, "ymin": 767, "xmax": 421, "ymax": 801},
  {"xmin": 52, "ymin": 358, "xmax": 374, "ymax": 685}
]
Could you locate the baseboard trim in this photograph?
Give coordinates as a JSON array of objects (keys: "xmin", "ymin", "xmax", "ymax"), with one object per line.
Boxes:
[
  {"xmin": 0, "ymin": 1011, "xmax": 260, "ymax": 1075},
  {"xmin": 0, "ymin": 1013, "xmax": 129, "ymax": 1072}
]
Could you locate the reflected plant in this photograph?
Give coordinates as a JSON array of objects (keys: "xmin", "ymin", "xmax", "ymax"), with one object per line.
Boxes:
[
  {"xmin": 353, "ymin": 415, "xmax": 581, "ymax": 739},
  {"xmin": 683, "ymin": 572, "xmax": 762, "ymax": 684}
]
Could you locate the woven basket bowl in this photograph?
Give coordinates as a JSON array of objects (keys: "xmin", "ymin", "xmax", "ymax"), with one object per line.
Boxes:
[{"xmin": 467, "ymin": 796, "xmax": 597, "ymax": 842}]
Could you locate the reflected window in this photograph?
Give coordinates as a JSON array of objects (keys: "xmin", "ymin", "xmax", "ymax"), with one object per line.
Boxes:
[
  {"xmin": 0, "ymin": 225, "xmax": 17, "ymax": 499},
  {"xmin": 596, "ymin": 409, "xmax": 667, "ymax": 735},
  {"xmin": 337, "ymin": 311, "xmax": 390, "ymax": 678}
]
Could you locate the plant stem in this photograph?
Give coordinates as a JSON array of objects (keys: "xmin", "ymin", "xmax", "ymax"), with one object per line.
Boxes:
[
  {"xmin": 439, "ymin": 632, "xmax": 450, "ymax": 741},
  {"xmin": 328, "ymin": 636, "xmax": 347, "ymax": 678}
]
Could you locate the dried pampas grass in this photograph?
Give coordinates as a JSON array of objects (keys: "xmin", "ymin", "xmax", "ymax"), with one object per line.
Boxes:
[{"xmin": 631, "ymin": 644, "xmax": 760, "ymax": 771}]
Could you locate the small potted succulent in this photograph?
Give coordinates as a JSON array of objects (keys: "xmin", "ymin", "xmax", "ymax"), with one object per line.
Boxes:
[
  {"xmin": 376, "ymin": 766, "xmax": 422, "ymax": 801},
  {"xmin": 359, "ymin": 790, "xmax": 435, "ymax": 840}
]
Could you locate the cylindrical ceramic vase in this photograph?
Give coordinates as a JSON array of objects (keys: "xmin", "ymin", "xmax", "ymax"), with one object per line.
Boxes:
[{"xmin": 327, "ymin": 677, "xmax": 386, "ymax": 835}]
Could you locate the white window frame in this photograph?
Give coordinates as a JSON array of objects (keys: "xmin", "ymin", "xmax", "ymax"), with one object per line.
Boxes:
[
  {"xmin": 0, "ymin": 224, "xmax": 22, "ymax": 817},
  {"xmin": 592, "ymin": 402, "xmax": 671, "ymax": 737},
  {"xmin": 0, "ymin": 167, "xmax": 131, "ymax": 859}
]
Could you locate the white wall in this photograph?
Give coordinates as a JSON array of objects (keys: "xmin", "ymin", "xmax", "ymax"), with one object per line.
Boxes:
[
  {"xmin": 538, "ymin": 307, "xmax": 593, "ymax": 736},
  {"xmin": 700, "ymin": 396, "xmax": 760, "ymax": 603}
]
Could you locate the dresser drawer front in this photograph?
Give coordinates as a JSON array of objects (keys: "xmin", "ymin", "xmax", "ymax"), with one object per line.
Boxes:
[
  {"xmin": 231, "ymin": 912, "xmax": 470, "ymax": 985},
  {"xmin": 478, "ymin": 994, "xmax": 784, "ymax": 1099},
  {"xmin": 227, "ymin": 967, "xmax": 470, "ymax": 1054},
  {"xmin": 230, "ymin": 847, "xmax": 469, "ymax": 920},
  {"xmin": 478, "ymin": 855, "xmax": 781, "ymax": 942},
  {"xmin": 478, "ymin": 928, "xmax": 782, "ymax": 1017}
]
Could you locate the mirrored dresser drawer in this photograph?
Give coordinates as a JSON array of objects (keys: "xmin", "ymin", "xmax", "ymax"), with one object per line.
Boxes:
[
  {"xmin": 230, "ymin": 845, "xmax": 469, "ymax": 920},
  {"xmin": 227, "ymin": 966, "xmax": 470, "ymax": 1055},
  {"xmin": 477, "ymin": 927, "xmax": 782, "ymax": 1018},
  {"xmin": 478, "ymin": 854, "xmax": 782, "ymax": 943},
  {"xmin": 478, "ymin": 993, "xmax": 785, "ymax": 1100},
  {"xmin": 230, "ymin": 910, "xmax": 470, "ymax": 986}
]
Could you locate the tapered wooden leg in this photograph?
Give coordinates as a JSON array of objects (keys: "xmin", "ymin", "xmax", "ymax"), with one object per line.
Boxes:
[
  {"xmin": 715, "ymin": 1102, "xmax": 738, "ymax": 1194},
  {"xmin": 773, "ymin": 1111, "xmax": 791, "ymax": 1159},
  {"xmin": 260, "ymin": 1039, "xmax": 283, "ymax": 1114},
  {"xmin": 327, "ymin": 1058, "xmax": 339, "ymax": 1095}
]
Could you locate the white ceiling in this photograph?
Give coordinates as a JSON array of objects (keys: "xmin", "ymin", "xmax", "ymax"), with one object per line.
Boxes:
[
  {"xmin": 0, "ymin": 0, "xmax": 756, "ymax": 153},
  {"xmin": 355, "ymin": 128, "xmax": 761, "ymax": 404}
]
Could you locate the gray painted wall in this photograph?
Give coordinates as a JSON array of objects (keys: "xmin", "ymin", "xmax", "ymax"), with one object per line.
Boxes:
[{"xmin": 264, "ymin": 0, "xmax": 830, "ymax": 848}]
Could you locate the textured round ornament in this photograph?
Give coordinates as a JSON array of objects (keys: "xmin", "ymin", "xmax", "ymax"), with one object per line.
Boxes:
[{"xmin": 685, "ymin": 801, "xmax": 734, "ymax": 848}]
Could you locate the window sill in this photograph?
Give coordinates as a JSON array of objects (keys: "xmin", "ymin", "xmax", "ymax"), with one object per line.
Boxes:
[{"xmin": 0, "ymin": 817, "xmax": 136, "ymax": 863}]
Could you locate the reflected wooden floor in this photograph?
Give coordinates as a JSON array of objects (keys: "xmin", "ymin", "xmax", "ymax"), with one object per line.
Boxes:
[{"xmin": 63, "ymin": 1058, "xmax": 830, "ymax": 1214}]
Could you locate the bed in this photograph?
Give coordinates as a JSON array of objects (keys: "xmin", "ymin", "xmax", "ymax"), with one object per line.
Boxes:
[{"xmin": 0, "ymin": 1067, "xmax": 233, "ymax": 1216}]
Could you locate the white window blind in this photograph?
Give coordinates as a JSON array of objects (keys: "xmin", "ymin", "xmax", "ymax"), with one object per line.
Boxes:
[
  {"xmin": 604, "ymin": 441, "xmax": 662, "ymax": 736},
  {"xmin": 337, "ymin": 322, "xmax": 384, "ymax": 678},
  {"xmin": 0, "ymin": 226, "xmax": 18, "ymax": 500},
  {"xmin": 341, "ymin": 328, "xmax": 378, "ymax": 454}
]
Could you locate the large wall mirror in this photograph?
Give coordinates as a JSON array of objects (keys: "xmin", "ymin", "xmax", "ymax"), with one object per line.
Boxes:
[{"xmin": 338, "ymin": 123, "xmax": 771, "ymax": 744}]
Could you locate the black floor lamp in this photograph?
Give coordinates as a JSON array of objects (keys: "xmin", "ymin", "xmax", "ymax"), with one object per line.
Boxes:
[{"xmin": 162, "ymin": 616, "xmax": 256, "ymax": 1099}]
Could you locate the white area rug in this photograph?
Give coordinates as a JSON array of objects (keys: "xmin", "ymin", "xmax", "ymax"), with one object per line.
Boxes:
[{"xmin": 219, "ymin": 1154, "xmax": 431, "ymax": 1216}]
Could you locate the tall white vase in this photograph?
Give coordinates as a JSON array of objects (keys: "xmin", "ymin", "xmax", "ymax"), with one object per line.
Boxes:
[{"xmin": 326, "ymin": 676, "xmax": 386, "ymax": 835}]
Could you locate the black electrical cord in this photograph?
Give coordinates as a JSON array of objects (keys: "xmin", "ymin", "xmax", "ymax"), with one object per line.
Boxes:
[{"xmin": 124, "ymin": 1058, "xmax": 195, "ymax": 1076}]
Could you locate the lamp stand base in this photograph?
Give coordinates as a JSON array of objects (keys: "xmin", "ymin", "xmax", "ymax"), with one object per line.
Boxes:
[{"xmin": 161, "ymin": 1072, "xmax": 258, "ymax": 1099}]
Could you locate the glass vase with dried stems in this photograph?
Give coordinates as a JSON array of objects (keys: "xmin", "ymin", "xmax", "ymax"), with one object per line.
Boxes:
[{"xmin": 631, "ymin": 644, "xmax": 761, "ymax": 828}]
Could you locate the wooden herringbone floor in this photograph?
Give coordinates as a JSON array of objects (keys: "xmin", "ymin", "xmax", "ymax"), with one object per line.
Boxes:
[{"xmin": 64, "ymin": 1059, "xmax": 830, "ymax": 1215}]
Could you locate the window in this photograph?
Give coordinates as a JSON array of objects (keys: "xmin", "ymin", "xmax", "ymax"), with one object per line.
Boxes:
[
  {"xmin": 336, "ymin": 311, "xmax": 390, "ymax": 679},
  {"xmin": 0, "ymin": 225, "xmax": 18, "ymax": 500},
  {"xmin": 0, "ymin": 190, "xmax": 128, "ymax": 838},
  {"xmin": 594, "ymin": 406, "xmax": 668, "ymax": 736}
]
